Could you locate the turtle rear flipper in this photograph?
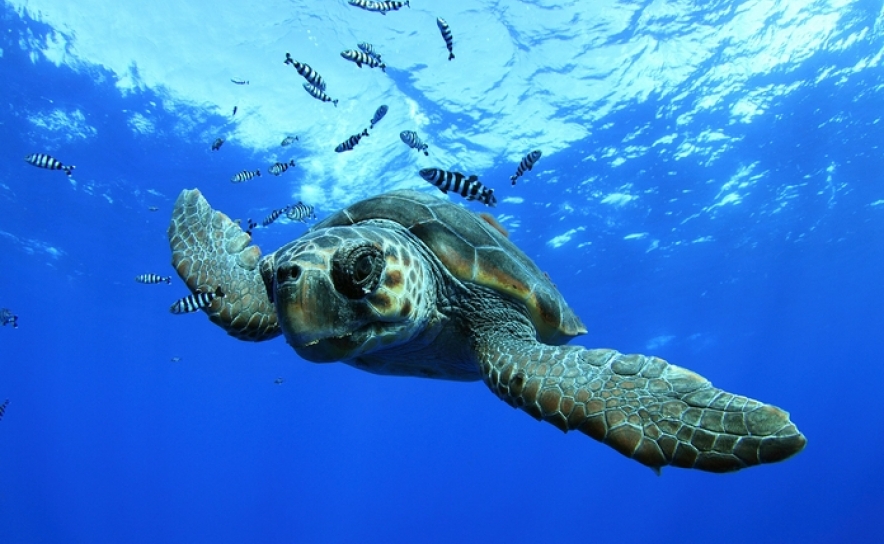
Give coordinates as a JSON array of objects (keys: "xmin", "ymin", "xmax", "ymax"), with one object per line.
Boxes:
[
  {"xmin": 168, "ymin": 188, "xmax": 280, "ymax": 341},
  {"xmin": 476, "ymin": 315, "xmax": 805, "ymax": 473}
]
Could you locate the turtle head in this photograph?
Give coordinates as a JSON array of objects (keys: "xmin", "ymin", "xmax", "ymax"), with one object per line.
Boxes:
[{"xmin": 269, "ymin": 224, "xmax": 436, "ymax": 362}]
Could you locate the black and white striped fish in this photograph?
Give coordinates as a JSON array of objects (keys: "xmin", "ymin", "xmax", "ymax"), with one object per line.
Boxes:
[
  {"xmin": 281, "ymin": 135, "xmax": 299, "ymax": 146},
  {"xmin": 245, "ymin": 218, "xmax": 258, "ymax": 236},
  {"xmin": 170, "ymin": 287, "xmax": 224, "ymax": 314},
  {"xmin": 231, "ymin": 169, "xmax": 261, "ymax": 183},
  {"xmin": 335, "ymin": 129, "xmax": 369, "ymax": 153},
  {"xmin": 348, "ymin": 0, "xmax": 409, "ymax": 14},
  {"xmin": 136, "ymin": 274, "xmax": 171, "ymax": 285},
  {"xmin": 211, "ymin": 137, "xmax": 224, "ymax": 151},
  {"xmin": 358, "ymin": 42, "xmax": 382, "ymax": 62},
  {"xmin": 400, "ymin": 130, "xmax": 429, "ymax": 156},
  {"xmin": 286, "ymin": 202, "xmax": 316, "ymax": 223},
  {"xmin": 303, "ymin": 83, "xmax": 338, "ymax": 107},
  {"xmin": 0, "ymin": 399, "xmax": 8, "ymax": 421},
  {"xmin": 231, "ymin": 78, "xmax": 249, "ymax": 85},
  {"xmin": 269, "ymin": 159, "xmax": 296, "ymax": 176},
  {"xmin": 510, "ymin": 150, "xmax": 542, "ymax": 185},
  {"xmin": 340, "ymin": 50, "xmax": 386, "ymax": 71},
  {"xmin": 24, "ymin": 153, "xmax": 75, "ymax": 176},
  {"xmin": 419, "ymin": 168, "xmax": 496, "ymax": 207},
  {"xmin": 263, "ymin": 206, "xmax": 289, "ymax": 227},
  {"xmin": 284, "ymin": 54, "xmax": 326, "ymax": 91},
  {"xmin": 436, "ymin": 18, "xmax": 455, "ymax": 60},
  {"xmin": 375, "ymin": 0, "xmax": 409, "ymax": 13},
  {"xmin": 370, "ymin": 105, "xmax": 388, "ymax": 128}
]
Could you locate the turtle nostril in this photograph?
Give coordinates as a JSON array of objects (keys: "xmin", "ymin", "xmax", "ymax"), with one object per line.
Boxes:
[{"xmin": 276, "ymin": 263, "xmax": 301, "ymax": 285}]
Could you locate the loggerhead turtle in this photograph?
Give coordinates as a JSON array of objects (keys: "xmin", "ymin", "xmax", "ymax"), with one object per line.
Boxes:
[{"xmin": 168, "ymin": 188, "xmax": 805, "ymax": 473}]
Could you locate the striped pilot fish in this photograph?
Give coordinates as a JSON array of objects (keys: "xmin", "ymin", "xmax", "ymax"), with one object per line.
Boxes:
[
  {"xmin": 135, "ymin": 273, "xmax": 171, "ymax": 285},
  {"xmin": 370, "ymin": 105, "xmax": 388, "ymax": 128},
  {"xmin": 358, "ymin": 42, "xmax": 382, "ymax": 62},
  {"xmin": 231, "ymin": 169, "xmax": 261, "ymax": 183},
  {"xmin": 169, "ymin": 286, "xmax": 224, "ymax": 314},
  {"xmin": 286, "ymin": 201, "xmax": 316, "ymax": 223},
  {"xmin": 284, "ymin": 53, "xmax": 326, "ymax": 91},
  {"xmin": 510, "ymin": 149, "xmax": 542, "ymax": 185},
  {"xmin": 303, "ymin": 83, "xmax": 338, "ymax": 107},
  {"xmin": 340, "ymin": 50, "xmax": 386, "ymax": 71},
  {"xmin": 419, "ymin": 168, "xmax": 497, "ymax": 207},
  {"xmin": 335, "ymin": 129, "xmax": 369, "ymax": 153},
  {"xmin": 0, "ymin": 398, "xmax": 8, "ymax": 421},
  {"xmin": 269, "ymin": 159, "xmax": 296, "ymax": 176},
  {"xmin": 348, "ymin": 0, "xmax": 409, "ymax": 14},
  {"xmin": 24, "ymin": 153, "xmax": 75, "ymax": 176},
  {"xmin": 436, "ymin": 18, "xmax": 455, "ymax": 60},
  {"xmin": 263, "ymin": 206, "xmax": 289, "ymax": 227},
  {"xmin": 400, "ymin": 130, "xmax": 429, "ymax": 156}
]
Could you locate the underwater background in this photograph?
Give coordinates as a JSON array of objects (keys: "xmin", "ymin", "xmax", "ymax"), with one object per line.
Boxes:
[{"xmin": 1, "ymin": 0, "xmax": 883, "ymax": 542}]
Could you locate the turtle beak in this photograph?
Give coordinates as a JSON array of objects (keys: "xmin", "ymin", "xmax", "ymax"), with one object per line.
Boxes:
[{"xmin": 275, "ymin": 264, "xmax": 361, "ymax": 362}]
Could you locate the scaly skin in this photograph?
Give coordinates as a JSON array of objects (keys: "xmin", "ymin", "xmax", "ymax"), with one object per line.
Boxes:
[
  {"xmin": 168, "ymin": 189, "xmax": 280, "ymax": 341},
  {"xmin": 469, "ymin": 294, "xmax": 806, "ymax": 472}
]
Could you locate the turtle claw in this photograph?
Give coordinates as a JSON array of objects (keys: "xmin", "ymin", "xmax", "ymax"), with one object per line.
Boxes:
[{"xmin": 168, "ymin": 189, "xmax": 281, "ymax": 341}]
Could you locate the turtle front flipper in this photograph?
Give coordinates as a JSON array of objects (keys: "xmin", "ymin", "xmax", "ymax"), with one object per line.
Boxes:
[
  {"xmin": 476, "ymin": 321, "xmax": 805, "ymax": 472},
  {"xmin": 168, "ymin": 188, "xmax": 280, "ymax": 341}
]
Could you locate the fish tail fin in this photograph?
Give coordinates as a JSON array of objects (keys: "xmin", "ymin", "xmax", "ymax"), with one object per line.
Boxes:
[
  {"xmin": 65, "ymin": 165, "xmax": 76, "ymax": 176},
  {"xmin": 381, "ymin": 64, "xmax": 386, "ymax": 72},
  {"xmin": 165, "ymin": 277, "xmax": 172, "ymax": 284},
  {"xmin": 256, "ymin": 170, "xmax": 261, "ymax": 176},
  {"xmin": 333, "ymin": 100, "xmax": 339, "ymax": 107},
  {"xmin": 289, "ymin": 160, "xmax": 296, "ymax": 166},
  {"xmin": 362, "ymin": 129, "xmax": 369, "ymax": 136},
  {"xmin": 214, "ymin": 286, "xmax": 225, "ymax": 298},
  {"xmin": 449, "ymin": 53, "xmax": 455, "ymax": 60},
  {"xmin": 423, "ymin": 150, "xmax": 429, "ymax": 156}
]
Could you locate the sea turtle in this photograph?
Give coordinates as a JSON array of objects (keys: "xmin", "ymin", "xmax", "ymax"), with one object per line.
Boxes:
[{"xmin": 168, "ymin": 188, "xmax": 806, "ymax": 473}]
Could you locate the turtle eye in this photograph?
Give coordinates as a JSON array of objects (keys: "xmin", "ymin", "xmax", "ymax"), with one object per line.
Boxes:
[{"xmin": 332, "ymin": 242, "xmax": 384, "ymax": 299}]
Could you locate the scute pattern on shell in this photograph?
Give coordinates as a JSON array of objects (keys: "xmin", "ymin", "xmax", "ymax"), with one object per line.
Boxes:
[{"xmin": 313, "ymin": 190, "xmax": 586, "ymax": 344}]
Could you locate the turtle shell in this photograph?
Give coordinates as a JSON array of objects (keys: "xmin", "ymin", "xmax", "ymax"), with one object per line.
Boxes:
[{"xmin": 312, "ymin": 190, "xmax": 586, "ymax": 344}]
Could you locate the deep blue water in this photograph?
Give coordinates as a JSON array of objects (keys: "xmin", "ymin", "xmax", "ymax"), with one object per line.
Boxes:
[{"xmin": 2, "ymin": 2, "xmax": 884, "ymax": 543}]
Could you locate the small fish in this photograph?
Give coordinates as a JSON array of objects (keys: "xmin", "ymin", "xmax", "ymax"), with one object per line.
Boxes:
[
  {"xmin": 436, "ymin": 18, "xmax": 455, "ymax": 60},
  {"xmin": 0, "ymin": 399, "xmax": 8, "ymax": 421},
  {"xmin": 232, "ymin": 106, "xmax": 238, "ymax": 116},
  {"xmin": 274, "ymin": 377, "xmax": 284, "ymax": 385},
  {"xmin": 231, "ymin": 169, "xmax": 261, "ymax": 183},
  {"xmin": 25, "ymin": 153, "xmax": 75, "ymax": 176},
  {"xmin": 373, "ymin": 0, "xmax": 410, "ymax": 14},
  {"xmin": 335, "ymin": 129, "xmax": 369, "ymax": 153},
  {"xmin": 400, "ymin": 130, "xmax": 429, "ymax": 156},
  {"xmin": 303, "ymin": 83, "xmax": 338, "ymax": 106},
  {"xmin": 281, "ymin": 135, "xmax": 299, "ymax": 146},
  {"xmin": 286, "ymin": 201, "xmax": 316, "ymax": 223},
  {"xmin": 245, "ymin": 218, "xmax": 258, "ymax": 236},
  {"xmin": 148, "ymin": 206, "xmax": 159, "ymax": 212},
  {"xmin": 348, "ymin": 0, "xmax": 383, "ymax": 13},
  {"xmin": 419, "ymin": 167, "xmax": 496, "ymax": 207},
  {"xmin": 269, "ymin": 159, "xmax": 296, "ymax": 176},
  {"xmin": 263, "ymin": 206, "xmax": 289, "ymax": 227},
  {"xmin": 510, "ymin": 150, "xmax": 542, "ymax": 185},
  {"xmin": 370, "ymin": 105, "xmax": 388, "ymax": 129},
  {"xmin": 358, "ymin": 42, "xmax": 382, "ymax": 62},
  {"xmin": 1, "ymin": 308, "xmax": 18, "ymax": 329},
  {"xmin": 340, "ymin": 50, "xmax": 386, "ymax": 71},
  {"xmin": 231, "ymin": 78, "xmax": 249, "ymax": 85},
  {"xmin": 170, "ymin": 356, "xmax": 181, "ymax": 363},
  {"xmin": 135, "ymin": 274, "xmax": 172, "ymax": 285},
  {"xmin": 211, "ymin": 137, "xmax": 225, "ymax": 151},
  {"xmin": 284, "ymin": 54, "xmax": 327, "ymax": 91},
  {"xmin": 169, "ymin": 286, "xmax": 225, "ymax": 314}
]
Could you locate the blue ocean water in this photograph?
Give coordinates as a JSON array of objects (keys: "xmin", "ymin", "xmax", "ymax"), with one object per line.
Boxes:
[{"xmin": 1, "ymin": 1, "xmax": 883, "ymax": 542}]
